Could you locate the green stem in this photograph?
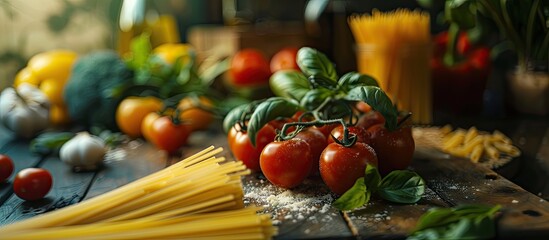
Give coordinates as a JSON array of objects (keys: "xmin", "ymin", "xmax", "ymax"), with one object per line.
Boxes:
[
  {"xmin": 537, "ymin": 31, "xmax": 549, "ymax": 62},
  {"xmin": 498, "ymin": 0, "xmax": 526, "ymax": 69},
  {"xmin": 278, "ymin": 118, "xmax": 357, "ymax": 147},
  {"xmin": 443, "ymin": 23, "xmax": 460, "ymax": 67},
  {"xmin": 525, "ymin": 0, "xmax": 540, "ymax": 64}
]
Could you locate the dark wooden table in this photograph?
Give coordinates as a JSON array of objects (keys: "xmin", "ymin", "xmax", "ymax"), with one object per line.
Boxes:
[{"xmin": 0, "ymin": 115, "xmax": 548, "ymax": 239}]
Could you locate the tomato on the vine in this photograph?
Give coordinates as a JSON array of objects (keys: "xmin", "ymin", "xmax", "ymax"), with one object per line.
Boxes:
[
  {"xmin": 141, "ymin": 112, "xmax": 191, "ymax": 153},
  {"xmin": 328, "ymin": 126, "xmax": 371, "ymax": 145},
  {"xmin": 294, "ymin": 127, "xmax": 327, "ymax": 175},
  {"xmin": 13, "ymin": 168, "xmax": 53, "ymax": 201},
  {"xmin": 367, "ymin": 123, "xmax": 415, "ymax": 176},
  {"xmin": 116, "ymin": 96, "xmax": 163, "ymax": 138},
  {"xmin": 229, "ymin": 49, "xmax": 271, "ymax": 86},
  {"xmin": 260, "ymin": 138, "xmax": 313, "ymax": 188},
  {"xmin": 0, "ymin": 154, "xmax": 14, "ymax": 182},
  {"xmin": 319, "ymin": 142, "xmax": 378, "ymax": 195},
  {"xmin": 228, "ymin": 123, "xmax": 276, "ymax": 172},
  {"xmin": 356, "ymin": 111, "xmax": 385, "ymax": 130}
]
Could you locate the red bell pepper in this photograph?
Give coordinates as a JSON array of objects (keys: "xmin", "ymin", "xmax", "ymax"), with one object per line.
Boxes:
[{"xmin": 431, "ymin": 28, "xmax": 491, "ymax": 114}]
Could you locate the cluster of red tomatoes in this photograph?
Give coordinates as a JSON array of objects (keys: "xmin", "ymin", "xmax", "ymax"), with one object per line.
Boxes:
[
  {"xmin": 0, "ymin": 154, "xmax": 53, "ymax": 201},
  {"xmin": 227, "ymin": 105, "xmax": 415, "ymax": 195},
  {"xmin": 228, "ymin": 47, "xmax": 300, "ymax": 87}
]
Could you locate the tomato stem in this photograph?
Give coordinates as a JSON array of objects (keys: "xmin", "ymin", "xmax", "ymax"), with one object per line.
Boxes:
[{"xmin": 277, "ymin": 118, "xmax": 357, "ymax": 147}]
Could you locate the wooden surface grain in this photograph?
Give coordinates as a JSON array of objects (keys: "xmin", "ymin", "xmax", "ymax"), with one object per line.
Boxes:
[{"xmin": 0, "ymin": 119, "xmax": 548, "ymax": 239}]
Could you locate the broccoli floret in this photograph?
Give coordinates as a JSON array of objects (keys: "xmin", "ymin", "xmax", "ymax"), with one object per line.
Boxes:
[{"xmin": 64, "ymin": 51, "xmax": 134, "ymax": 131}]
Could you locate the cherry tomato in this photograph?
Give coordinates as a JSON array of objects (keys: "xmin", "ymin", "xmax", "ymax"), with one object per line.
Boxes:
[
  {"xmin": 13, "ymin": 168, "xmax": 53, "ymax": 201},
  {"xmin": 228, "ymin": 123, "xmax": 276, "ymax": 171},
  {"xmin": 0, "ymin": 154, "xmax": 14, "ymax": 182},
  {"xmin": 319, "ymin": 142, "xmax": 378, "ymax": 195},
  {"xmin": 356, "ymin": 111, "xmax": 386, "ymax": 131},
  {"xmin": 314, "ymin": 123, "xmax": 339, "ymax": 139},
  {"xmin": 328, "ymin": 126, "xmax": 371, "ymax": 145},
  {"xmin": 270, "ymin": 47, "xmax": 300, "ymax": 73},
  {"xmin": 355, "ymin": 101, "xmax": 372, "ymax": 113},
  {"xmin": 367, "ymin": 124, "xmax": 415, "ymax": 175},
  {"xmin": 142, "ymin": 112, "xmax": 191, "ymax": 153},
  {"xmin": 260, "ymin": 138, "xmax": 313, "ymax": 188},
  {"xmin": 229, "ymin": 49, "xmax": 271, "ymax": 86},
  {"xmin": 178, "ymin": 96, "xmax": 214, "ymax": 131},
  {"xmin": 116, "ymin": 96, "xmax": 163, "ymax": 138},
  {"xmin": 294, "ymin": 128, "xmax": 327, "ymax": 175}
]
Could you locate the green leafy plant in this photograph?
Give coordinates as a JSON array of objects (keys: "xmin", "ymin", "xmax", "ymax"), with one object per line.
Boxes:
[
  {"xmin": 408, "ymin": 204, "xmax": 501, "ymax": 240},
  {"xmin": 333, "ymin": 165, "xmax": 425, "ymax": 211},
  {"xmin": 224, "ymin": 47, "xmax": 399, "ymax": 146},
  {"xmin": 444, "ymin": 0, "xmax": 548, "ymax": 71}
]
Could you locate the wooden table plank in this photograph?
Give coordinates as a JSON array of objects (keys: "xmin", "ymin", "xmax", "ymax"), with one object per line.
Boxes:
[
  {"xmin": 412, "ymin": 155, "xmax": 549, "ymax": 239},
  {"xmin": 0, "ymin": 155, "xmax": 95, "ymax": 226},
  {"xmin": 345, "ymin": 187, "xmax": 449, "ymax": 239},
  {"xmin": 0, "ymin": 125, "xmax": 15, "ymax": 153},
  {"xmin": 243, "ymin": 174, "xmax": 353, "ymax": 240},
  {"xmin": 82, "ymin": 140, "xmax": 168, "ymax": 200}
]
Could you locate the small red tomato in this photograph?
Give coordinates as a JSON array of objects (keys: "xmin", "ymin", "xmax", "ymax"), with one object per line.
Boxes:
[
  {"xmin": 142, "ymin": 112, "xmax": 191, "ymax": 154},
  {"xmin": 270, "ymin": 47, "xmax": 300, "ymax": 73},
  {"xmin": 229, "ymin": 49, "xmax": 271, "ymax": 86},
  {"xmin": 228, "ymin": 124, "xmax": 277, "ymax": 171},
  {"xmin": 314, "ymin": 123, "xmax": 339, "ymax": 139},
  {"xmin": 368, "ymin": 124, "xmax": 415, "ymax": 175},
  {"xmin": 320, "ymin": 142, "xmax": 378, "ymax": 195},
  {"xmin": 13, "ymin": 168, "xmax": 53, "ymax": 201},
  {"xmin": 356, "ymin": 111, "xmax": 386, "ymax": 130},
  {"xmin": 0, "ymin": 154, "xmax": 14, "ymax": 182},
  {"xmin": 328, "ymin": 126, "xmax": 371, "ymax": 145},
  {"xmin": 294, "ymin": 128, "xmax": 327, "ymax": 175},
  {"xmin": 260, "ymin": 138, "xmax": 313, "ymax": 188}
]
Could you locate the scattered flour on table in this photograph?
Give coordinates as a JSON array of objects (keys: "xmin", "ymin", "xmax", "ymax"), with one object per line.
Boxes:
[{"xmin": 243, "ymin": 176, "xmax": 336, "ymax": 225}]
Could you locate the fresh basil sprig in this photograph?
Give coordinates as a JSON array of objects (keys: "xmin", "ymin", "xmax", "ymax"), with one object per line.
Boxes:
[
  {"xmin": 269, "ymin": 70, "xmax": 311, "ymax": 101},
  {"xmin": 378, "ymin": 170, "xmax": 426, "ymax": 204},
  {"xmin": 408, "ymin": 204, "xmax": 501, "ymax": 240},
  {"xmin": 247, "ymin": 97, "xmax": 302, "ymax": 146},
  {"xmin": 333, "ymin": 167, "xmax": 425, "ymax": 211},
  {"xmin": 345, "ymin": 86, "xmax": 399, "ymax": 131},
  {"xmin": 297, "ymin": 47, "xmax": 338, "ymax": 81},
  {"xmin": 333, "ymin": 164, "xmax": 381, "ymax": 210}
]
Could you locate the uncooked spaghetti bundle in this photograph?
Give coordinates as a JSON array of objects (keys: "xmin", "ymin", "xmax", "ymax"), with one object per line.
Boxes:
[
  {"xmin": 349, "ymin": 9, "xmax": 432, "ymax": 124},
  {"xmin": 0, "ymin": 146, "xmax": 277, "ymax": 240}
]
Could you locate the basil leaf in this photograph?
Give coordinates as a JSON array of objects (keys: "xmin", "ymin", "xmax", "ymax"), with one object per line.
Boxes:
[
  {"xmin": 297, "ymin": 47, "xmax": 338, "ymax": 81},
  {"xmin": 364, "ymin": 164, "xmax": 381, "ymax": 192},
  {"xmin": 299, "ymin": 89, "xmax": 333, "ymax": 111},
  {"xmin": 445, "ymin": 0, "xmax": 477, "ymax": 29},
  {"xmin": 378, "ymin": 170, "xmax": 425, "ymax": 204},
  {"xmin": 30, "ymin": 132, "xmax": 75, "ymax": 156},
  {"xmin": 345, "ymin": 86, "xmax": 398, "ymax": 131},
  {"xmin": 338, "ymin": 72, "xmax": 379, "ymax": 92},
  {"xmin": 248, "ymin": 98, "xmax": 302, "ymax": 146},
  {"xmin": 222, "ymin": 103, "xmax": 250, "ymax": 133},
  {"xmin": 409, "ymin": 205, "xmax": 501, "ymax": 240},
  {"xmin": 333, "ymin": 177, "xmax": 368, "ymax": 211},
  {"xmin": 308, "ymin": 75, "xmax": 338, "ymax": 90},
  {"xmin": 269, "ymin": 70, "xmax": 311, "ymax": 101}
]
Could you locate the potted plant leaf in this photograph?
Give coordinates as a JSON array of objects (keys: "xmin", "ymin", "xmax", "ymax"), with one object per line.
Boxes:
[{"xmin": 446, "ymin": 0, "xmax": 549, "ymax": 115}]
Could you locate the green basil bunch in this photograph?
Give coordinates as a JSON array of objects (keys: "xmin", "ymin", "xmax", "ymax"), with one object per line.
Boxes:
[
  {"xmin": 223, "ymin": 47, "xmax": 399, "ymax": 146},
  {"xmin": 333, "ymin": 164, "xmax": 426, "ymax": 211}
]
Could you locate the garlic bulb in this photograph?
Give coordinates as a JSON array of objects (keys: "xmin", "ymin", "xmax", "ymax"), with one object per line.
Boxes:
[
  {"xmin": 60, "ymin": 132, "xmax": 106, "ymax": 171},
  {"xmin": 0, "ymin": 83, "xmax": 50, "ymax": 139}
]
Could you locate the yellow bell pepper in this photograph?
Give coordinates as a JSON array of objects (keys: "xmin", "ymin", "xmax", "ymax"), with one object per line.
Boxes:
[
  {"xmin": 14, "ymin": 50, "xmax": 78, "ymax": 126},
  {"xmin": 152, "ymin": 43, "xmax": 194, "ymax": 65}
]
